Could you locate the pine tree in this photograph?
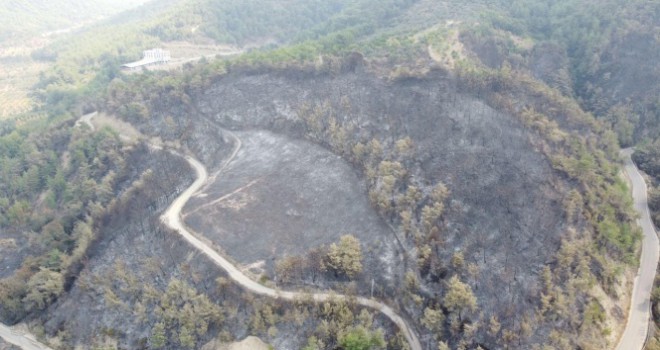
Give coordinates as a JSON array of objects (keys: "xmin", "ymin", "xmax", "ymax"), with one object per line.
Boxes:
[
  {"xmin": 326, "ymin": 235, "xmax": 363, "ymax": 278},
  {"xmin": 178, "ymin": 325, "xmax": 195, "ymax": 349},
  {"xmin": 443, "ymin": 276, "xmax": 477, "ymax": 320},
  {"xmin": 149, "ymin": 322, "xmax": 167, "ymax": 349}
]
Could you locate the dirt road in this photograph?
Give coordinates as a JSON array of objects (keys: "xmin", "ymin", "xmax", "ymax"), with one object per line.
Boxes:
[
  {"xmin": 616, "ymin": 149, "xmax": 660, "ymax": 350},
  {"xmin": 74, "ymin": 111, "xmax": 96, "ymax": 131},
  {"xmin": 0, "ymin": 324, "xmax": 51, "ymax": 350},
  {"xmin": 161, "ymin": 141, "xmax": 422, "ymax": 350}
]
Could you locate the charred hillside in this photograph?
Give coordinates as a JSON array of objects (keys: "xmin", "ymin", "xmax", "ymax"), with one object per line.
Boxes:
[
  {"xmin": 28, "ymin": 124, "xmax": 406, "ymax": 350},
  {"xmin": 1, "ymin": 0, "xmax": 655, "ymax": 349},
  {"xmin": 102, "ymin": 56, "xmax": 636, "ymax": 349}
]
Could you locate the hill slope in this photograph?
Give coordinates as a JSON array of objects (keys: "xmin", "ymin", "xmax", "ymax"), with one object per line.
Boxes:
[
  {"xmin": 0, "ymin": 0, "xmax": 657, "ymax": 349},
  {"xmin": 0, "ymin": 0, "xmax": 152, "ymax": 42}
]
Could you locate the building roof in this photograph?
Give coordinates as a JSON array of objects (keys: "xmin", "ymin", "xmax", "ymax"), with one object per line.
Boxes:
[
  {"xmin": 121, "ymin": 49, "xmax": 171, "ymax": 68},
  {"xmin": 121, "ymin": 58, "xmax": 159, "ymax": 68}
]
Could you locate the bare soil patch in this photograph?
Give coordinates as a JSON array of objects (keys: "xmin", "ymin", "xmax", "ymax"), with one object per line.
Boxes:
[
  {"xmin": 90, "ymin": 113, "xmax": 143, "ymax": 141},
  {"xmin": 202, "ymin": 336, "xmax": 270, "ymax": 350},
  {"xmin": 183, "ymin": 130, "xmax": 402, "ymax": 282}
]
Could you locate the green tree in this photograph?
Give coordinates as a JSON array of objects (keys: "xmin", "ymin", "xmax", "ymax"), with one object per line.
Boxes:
[
  {"xmin": 339, "ymin": 326, "xmax": 386, "ymax": 350},
  {"xmin": 22, "ymin": 268, "xmax": 64, "ymax": 311},
  {"xmin": 326, "ymin": 234, "xmax": 363, "ymax": 278},
  {"xmin": 421, "ymin": 202, "xmax": 444, "ymax": 233},
  {"xmin": 583, "ymin": 300, "xmax": 605, "ymax": 327},
  {"xmin": 149, "ymin": 322, "xmax": 167, "ymax": 349},
  {"xmin": 48, "ymin": 171, "xmax": 67, "ymax": 202},
  {"xmin": 443, "ymin": 276, "xmax": 477, "ymax": 320},
  {"xmin": 430, "ymin": 183, "xmax": 449, "ymax": 203},
  {"xmin": 178, "ymin": 325, "xmax": 195, "ymax": 349},
  {"xmin": 6, "ymin": 200, "xmax": 30, "ymax": 226},
  {"xmin": 395, "ymin": 137, "xmax": 414, "ymax": 158},
  {"xmin": 302, "ymin": 336, "xmax": 324, "ymax": 350},
  {"xmin": 420, "ymin": 307, "xmax": 445, "ymax": 333},
  {"xmin": 69, "ymin": 220, "xmax": 94, "ymax": 266},
  {"xmin": 489, "ymin": 316, "xmax": 501, "ymax": 336},
  {"xmin": 451, "ymin": 251, "xmax": 464, "ymax": 270}
]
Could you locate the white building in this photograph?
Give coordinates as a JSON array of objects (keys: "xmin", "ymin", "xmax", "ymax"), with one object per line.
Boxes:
[{"xmin": 121, "ymin": 49, "xmax": 171, "ymax": 70}]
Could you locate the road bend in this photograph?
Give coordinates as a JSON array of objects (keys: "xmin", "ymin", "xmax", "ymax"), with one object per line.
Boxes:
[
  {"xmin": 4, "ymin": 114, "xmax": 421, "ymax": 349},
  {"xmin": 161, "ymin": 150, "xmax": 422, "ymax": 350}
]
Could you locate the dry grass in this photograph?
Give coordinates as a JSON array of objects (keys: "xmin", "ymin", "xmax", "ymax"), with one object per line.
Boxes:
[
  {"xmin": 423, "ymin": 21, "xmax": 467, "ymax": 69},
  {"xmin": 91, "ymin": 113, "xmax": 143, "ymax": 142},
  {"xmin": 592, "ymin": 270, "xmax": 632, "ymax": 349}
]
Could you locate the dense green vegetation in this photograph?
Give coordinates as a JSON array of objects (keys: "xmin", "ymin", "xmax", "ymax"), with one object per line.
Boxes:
[
  {"xmin": 150, "ymin": 0, "xmax": 352, "ymax": 44},
  {"xmin": 632, "ymin": 143, "xmax": 660, "ymax": 227},
  {"xmin": 143, "ymin": 0, "xmax": 418, "ymax": 45},
  {"xmin": 27, "ymin": 0, "xmax": 423, "ymax": 128},
  {"xmin": 18, "ymin": 0, "xmax": 660, "ymax": 147},
  {"xmin": 0, "ymin": 119, "xmax": 127, "ymax": 321},
  {"xmin": 482, "ymin": 0, "xmax": 660, "ymax": 144}
]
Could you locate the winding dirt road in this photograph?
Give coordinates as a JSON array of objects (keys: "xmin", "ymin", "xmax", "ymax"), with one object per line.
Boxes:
[
  {"xmin": 1, "ymin": 115, "xmax": 422, "ymax": 349},
  {"xmin": 6, "ymin": 117, "xmax": 656, "ymax": 350},
  {"xmin": 161, "ymin": 132, "xmax": 422, "ymax": 350},
  {"xmin": 616, "ymin": 149, "xmax": 660, "ymax": 350}
]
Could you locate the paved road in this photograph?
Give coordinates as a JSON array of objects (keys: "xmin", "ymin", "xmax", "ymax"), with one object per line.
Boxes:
[
  {"xmin": 0, "ymin": 323, "xmax": 51, "ymax": 350},
  {"xmin": 161, "ymin": 135, "xmax": 422, "ymax": 350},
  {"xmin": 616, "ymin": 148, "xmax": 660, "ymax": 350}
]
